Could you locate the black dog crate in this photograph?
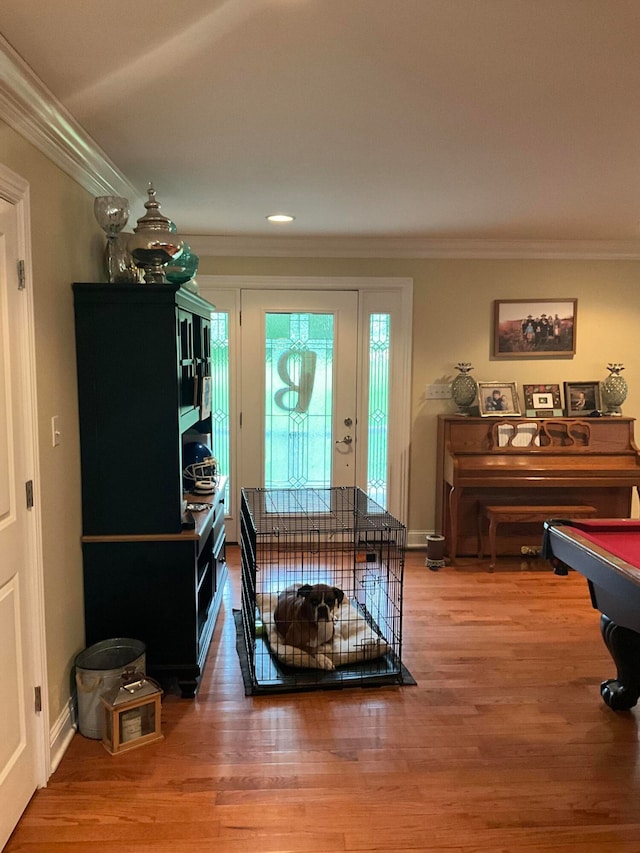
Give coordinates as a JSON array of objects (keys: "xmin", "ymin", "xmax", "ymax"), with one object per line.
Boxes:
[{"xmin": 240, "ymin": 486, "xmax": 406, "ymax": 693}]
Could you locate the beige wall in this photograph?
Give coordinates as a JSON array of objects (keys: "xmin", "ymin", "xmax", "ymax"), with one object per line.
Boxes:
[
  {"xmin": 0, "ymin": 120, "xmax": 103, "ymax": 723},
  {"xmin": 2, "ymin": 115, "xmax": 639, "ymax": 732},
  {"xmin": 199, "ymin": 255, "xmax": 640, "ymax": 535}
]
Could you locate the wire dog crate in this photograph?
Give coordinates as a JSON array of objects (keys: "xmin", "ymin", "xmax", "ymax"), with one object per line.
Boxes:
[{"xmin": 240, "ymin": 486, "xmax": 406, "ymax": 693}]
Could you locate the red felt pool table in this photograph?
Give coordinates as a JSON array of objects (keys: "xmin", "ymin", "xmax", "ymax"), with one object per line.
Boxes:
[{"xmin": 543, "ymin": 518, "xmax": 640, "ymax": 710}]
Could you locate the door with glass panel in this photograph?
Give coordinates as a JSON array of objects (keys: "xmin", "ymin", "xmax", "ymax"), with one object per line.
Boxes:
[{"xmin": 240, "ymin": 290, "xmax": 358, "ymax": 491}]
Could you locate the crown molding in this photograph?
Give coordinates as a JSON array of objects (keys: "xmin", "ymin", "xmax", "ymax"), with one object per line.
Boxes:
[
  {"xmin": 2, "ymin": 35, "xmax": 640, "ymax": 261},
  {"xmin": 0, "ymin": 35, "xmax": 137, "ymax": 199},
  {"xmin": 186, "ymin": 233, "xmax": 640, "ymax": 260}
]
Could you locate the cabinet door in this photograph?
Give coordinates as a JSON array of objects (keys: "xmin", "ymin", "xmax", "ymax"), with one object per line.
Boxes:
[
  {"xmin": 177, "ymin": 308, "xmax": 196, "ymax": 416},
  {"xmin": 194, "ymin": 315, "xmax": 211, "ymax": 420},
  {"xmin": 74, "ymin": 284, "xmax": 183, "ymax": 534},
  {"xmin": 196, "ymin": 528, "xmax": 215, "ymax": 644},
  {"xmin": 83, "ymin": 539, "xmax": 198, "ymax": 664}
]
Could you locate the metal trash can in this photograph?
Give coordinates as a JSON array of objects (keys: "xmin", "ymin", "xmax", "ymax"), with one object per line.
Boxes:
[
  {"xmin": 74, "ymin": 638, "xmax": 146, "ymax": 739},
  {"xmin": 425, "ymin": 533, "xmax": 446, "ymax": 570}
]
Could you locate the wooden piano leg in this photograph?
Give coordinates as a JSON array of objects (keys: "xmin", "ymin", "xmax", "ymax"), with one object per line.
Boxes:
[
  {"xmin": 476, "ymin": 507, "xmax": 495, "ymax": 570},
  {"xmin": 448, "ymin": 486, "xmax": 460, "ymax": 564},
  {"xmin": 477, "ymin": 512, "xmax": 484, "ymax": 560},
  {"xmin": 487, "ymin": 515, "xmax": 498, "ymax": 571}
]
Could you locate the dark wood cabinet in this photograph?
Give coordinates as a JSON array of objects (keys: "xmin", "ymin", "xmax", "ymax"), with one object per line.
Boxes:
[
  {"xmin": 73, "ymin": 283, "xmax": 225, "ymax": 696},
  {"xmin": 81, "ymin": 477, "xmax": 227, "ymax": 698}
]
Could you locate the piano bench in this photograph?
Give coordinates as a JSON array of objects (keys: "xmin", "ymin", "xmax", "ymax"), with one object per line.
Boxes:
[{"xmin": 478, "ymin": 504, "xmax": 598, "ymax": 569}]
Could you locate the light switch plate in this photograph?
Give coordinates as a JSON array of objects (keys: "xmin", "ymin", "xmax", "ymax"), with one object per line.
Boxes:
[{"xmin": 425, "ymin": 384, "xmax": 451, "ymax": 400}]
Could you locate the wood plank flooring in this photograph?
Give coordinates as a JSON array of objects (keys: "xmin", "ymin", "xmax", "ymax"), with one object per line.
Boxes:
[{"xmin": 6, "ymin": 547, "xmax": 640, "ymax": 852}]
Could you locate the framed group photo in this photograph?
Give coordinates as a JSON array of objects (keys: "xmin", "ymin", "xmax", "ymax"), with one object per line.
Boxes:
[
  {"xmin": 493, "ymin": 299, "xmax": 577, "ymax": 358},
  {"xmin": 564, "ymin": 381, "xmax": 602, "ymax": 416},
  {"xmin": 478, "ymin": 381, "xmax": 522, "ymax": 417}
]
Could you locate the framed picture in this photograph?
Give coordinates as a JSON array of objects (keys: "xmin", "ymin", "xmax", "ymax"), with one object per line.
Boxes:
[
  {"xmin": 200, "ymin": 375, "xmax": 212, "ymax": 421},
  {"xmin": 563, "ymin": 381, "xmax": 602, "ymax": 417},
  {"xmin": 493, "ymin": 299, "xmax": 577, "ymax": 358},
  {"xmin": 478, "ymin": 381, "xmax": 522, "ymax": 417},
  {"xmin": 522, "ymin": 383, "xmax": 563, "ymax": 417}
]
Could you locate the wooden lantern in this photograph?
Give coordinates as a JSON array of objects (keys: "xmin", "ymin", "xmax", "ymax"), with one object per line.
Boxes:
[{"xmin": 100, "ymin": 671, "xmax": 163, "ymax": 755}]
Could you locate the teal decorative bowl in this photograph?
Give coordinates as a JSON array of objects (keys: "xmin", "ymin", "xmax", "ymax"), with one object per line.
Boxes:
[{"xmin": 166, "ymin": 243, "xmax": 199, "ymax": 284}]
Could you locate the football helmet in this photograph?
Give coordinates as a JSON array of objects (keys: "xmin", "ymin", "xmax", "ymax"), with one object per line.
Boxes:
[{"xmin": 182, "ymin": 441, "xmax": 217, "ymax": 493}]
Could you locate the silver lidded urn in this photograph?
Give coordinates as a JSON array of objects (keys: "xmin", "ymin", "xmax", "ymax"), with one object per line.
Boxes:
[
  {"xmin": 127, "ymin": 184, "xmax": 184, "ymax": 283},
  {"xmin": 451, "ymin": 362, "xmax": 478, "ymax": 416},
  {"xmin": 601, "ymin": 363, "xmax": 628, "ymax": 416}
]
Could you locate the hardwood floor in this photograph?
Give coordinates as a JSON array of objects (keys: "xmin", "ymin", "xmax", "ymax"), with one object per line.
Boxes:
[{"xmin": 7, "ymin": 547, "xmax": 640, "ymax": 852}]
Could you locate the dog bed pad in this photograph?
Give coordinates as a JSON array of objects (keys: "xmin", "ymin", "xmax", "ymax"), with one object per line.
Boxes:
[{"xmin": 255, "ymin": 588, "xmax": 389, "ymax": 670}]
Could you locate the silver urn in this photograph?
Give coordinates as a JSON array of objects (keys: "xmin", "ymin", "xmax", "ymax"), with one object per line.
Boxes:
[{"xmin": 127, "ymin": 184, "xmax": 183, "ymax": 283}]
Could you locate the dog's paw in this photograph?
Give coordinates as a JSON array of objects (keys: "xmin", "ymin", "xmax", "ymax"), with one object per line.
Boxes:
[{"xmin": 313, "ymin": 653, "xmax": 335, "ymax": 671}]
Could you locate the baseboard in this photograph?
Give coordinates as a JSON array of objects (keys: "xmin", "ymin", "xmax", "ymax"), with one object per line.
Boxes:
[
  {"xmin": 49, "ymin": 693, "xmax": 77, "ymax": 776},
  {"xmin": 407, "ymin": 529, "xmax": 432, "ymax": 550}
]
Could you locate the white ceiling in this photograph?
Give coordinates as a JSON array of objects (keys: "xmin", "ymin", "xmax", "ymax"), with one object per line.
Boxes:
[{"xmin": 2, "ymin": 0, "xmax": 640, "ymax": 249}]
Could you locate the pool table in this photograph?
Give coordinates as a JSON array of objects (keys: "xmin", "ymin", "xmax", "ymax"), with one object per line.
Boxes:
[{"xmin": 543, "ymin": 519, "xmax": 640, "ymax": 710}]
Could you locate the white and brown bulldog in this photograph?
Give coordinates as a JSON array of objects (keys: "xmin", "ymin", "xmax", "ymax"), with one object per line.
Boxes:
[{"xmin": 274, "ymin": 583, "xmax": 345, "ymax": 669}]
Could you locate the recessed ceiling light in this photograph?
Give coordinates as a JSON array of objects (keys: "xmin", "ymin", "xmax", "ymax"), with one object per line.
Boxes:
[{"xmin": 266, "ymin": 213, "xmax": 295, "ymax": 223}]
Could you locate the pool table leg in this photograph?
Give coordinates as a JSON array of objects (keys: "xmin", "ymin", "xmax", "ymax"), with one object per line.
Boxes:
[{"xmin": 599, "ymin": 614, "xmax": 640, "ymax": 711}]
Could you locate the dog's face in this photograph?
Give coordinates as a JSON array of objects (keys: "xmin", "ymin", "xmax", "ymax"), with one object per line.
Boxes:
[
  {"xmin": 296, "ymin": 583, "xmax": 344, "ymax": 623},
  {"xmin": 274, "ymin": 582, "xmax": 345, "ymax": 654}
]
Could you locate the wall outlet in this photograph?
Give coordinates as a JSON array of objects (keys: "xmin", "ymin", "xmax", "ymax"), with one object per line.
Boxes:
[{"xmin": 425, "ymin": 383, "xmax": 451, "ymax": 400}]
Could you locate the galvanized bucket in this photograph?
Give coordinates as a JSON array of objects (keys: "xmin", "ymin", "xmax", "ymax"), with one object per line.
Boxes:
[{"xmin": 74, "ymin": 638, "xmax": 146, "ymax": 739}]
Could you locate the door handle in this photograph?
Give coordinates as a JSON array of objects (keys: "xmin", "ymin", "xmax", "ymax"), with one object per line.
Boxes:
[{"xmin": 335, "ymin": 435, "xmax": 353, "ymax": 445}]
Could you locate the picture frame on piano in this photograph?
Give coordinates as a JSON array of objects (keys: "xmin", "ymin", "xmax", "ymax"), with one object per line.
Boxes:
[
  {"xmin": 522, "ymin": 383, "xmax": 564, "ymax": 417},
  {"xmin": 493, "ymin": 299, "xmax": 577, "ymax": 358},
  {"xmin": 478, "ymin": 381, "xmax": 522, "ymax": 417},
  {"xmin": 564, "ymin": 381, "xmax": 602, "ymax": 417}
]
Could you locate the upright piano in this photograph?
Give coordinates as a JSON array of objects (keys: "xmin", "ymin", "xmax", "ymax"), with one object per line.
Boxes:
[{"xmin": 436, "ymin": 415, "xmax": 640, "ymax": 561}]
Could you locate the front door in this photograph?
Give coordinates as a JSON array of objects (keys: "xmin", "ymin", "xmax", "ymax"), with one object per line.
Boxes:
[
  {"xmin": 0, "ymin": 192, "xmax": 43, "ymax": 848},
  {"xmin": 240, "ymin": 290, "xmax": 359, "ymax": 491}
]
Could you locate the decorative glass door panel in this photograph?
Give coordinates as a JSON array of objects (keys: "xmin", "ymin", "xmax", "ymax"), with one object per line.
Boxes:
[
  {"xmin": 210, "ymin": 312, "xmax": 230, "ymax": 491},
  {"xmin": 367, "ymin": 313, "xmax": 390, "ymax": 506},
  {"xmin": 265, "ymin": 312, "xmax": 334, "ymax": 489},
  {"xmin": 241, "ymin": 290, "xmax": 358, "ymax": 491}
]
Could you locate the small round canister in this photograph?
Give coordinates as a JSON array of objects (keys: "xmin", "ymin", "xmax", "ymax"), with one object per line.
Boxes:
[{"xmin": 425, "ymin": 534, "xmax": 446, "ymax": 570}]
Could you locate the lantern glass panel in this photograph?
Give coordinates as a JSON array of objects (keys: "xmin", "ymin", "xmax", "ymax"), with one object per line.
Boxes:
[{"xmin": 119, "ymin": 703, "xmax": 157, "ymax": 744}]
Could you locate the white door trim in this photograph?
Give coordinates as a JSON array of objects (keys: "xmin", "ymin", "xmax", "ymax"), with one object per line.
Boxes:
[
  {"xmin": 0, "ymin": 162, "xmax": 49, "ymax": 785},
  {"xmin": 198, "ymin": 275, "xmax": 413, "ymax": 529},
  {"xmin": 203, "ymin": 275, "xmax": 412, "ymax": 292}
]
